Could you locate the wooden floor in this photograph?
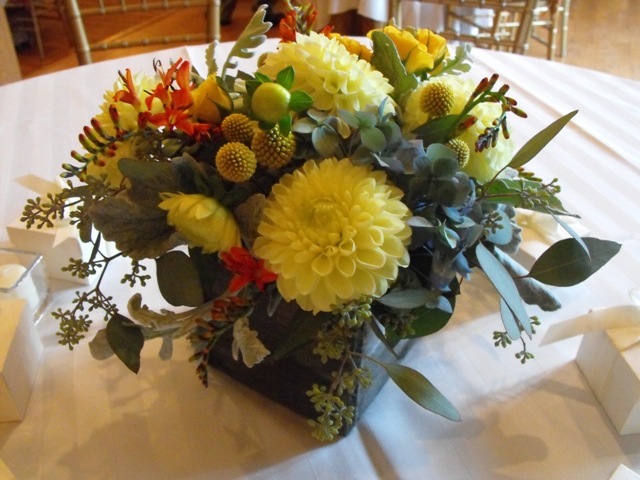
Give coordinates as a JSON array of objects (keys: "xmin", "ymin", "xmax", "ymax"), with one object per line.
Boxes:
[{"xmin": 12, "ymin": 0, "xmax": 640, "ymax": 81}]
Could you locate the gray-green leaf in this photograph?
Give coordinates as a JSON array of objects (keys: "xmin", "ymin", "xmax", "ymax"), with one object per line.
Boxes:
[
  {"xmin": 106, "ymin": 314, "xmax": 144, "ymax": 374},
  {"xmin": 156, "ymin": 250, "xmax": 204, "ymax": 307},
  {"xmin": 381, "ymin": 362, "xmax": 461, "ymax": 421}
]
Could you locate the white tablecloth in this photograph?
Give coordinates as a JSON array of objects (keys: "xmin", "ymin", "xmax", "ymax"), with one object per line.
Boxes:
[{"xmin": 1, "ymin": 38, "xmax": 640, "ymax": 479}]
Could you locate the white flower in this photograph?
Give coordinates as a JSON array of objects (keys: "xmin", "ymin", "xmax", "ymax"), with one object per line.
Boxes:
[
  {"xmin": 258, "ymin": 32, "xmax": 394, "ymax": 116},
  {"xmin": 231, "ymin": 317, "xmax": 270, "ymax": 368}
]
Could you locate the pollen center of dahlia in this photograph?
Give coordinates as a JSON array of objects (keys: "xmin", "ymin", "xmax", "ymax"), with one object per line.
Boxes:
[{"xmin": 303, "ymin": 198, "xmax": 344, "ymax": 244}]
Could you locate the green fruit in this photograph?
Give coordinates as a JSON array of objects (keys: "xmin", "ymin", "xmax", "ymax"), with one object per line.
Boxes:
[{"xmin": 251, "ymin": 82, "xmax": 291, "ymax": 124}]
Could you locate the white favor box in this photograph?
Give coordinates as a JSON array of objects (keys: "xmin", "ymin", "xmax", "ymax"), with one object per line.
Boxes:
[
  {"xmin": 576, "ymin": 327, "xmax": 640, "ymax": 435},
  {"xmin": 0, "ymin": 298, "xmax": 43, "ymax": 422},
  {"xmin": 7, "ymin": 218, "xmax": 95, "ymax": 285}
]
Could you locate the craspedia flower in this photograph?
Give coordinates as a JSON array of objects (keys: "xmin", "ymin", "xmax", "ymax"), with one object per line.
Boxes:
[
  {"xmin": 445, "ymin": 138, "xmax": 471, "ymax": 169},
  {"xmin": 257, "ymin": 32, "xmax": 394, "ymax": 116},
  {"xmin": 419, "ymin": 82, "xmax": 455, "ymax": 118},
  {"xmin": 402, "ymin": 75, "xmax": 476, "ymax": 134},
  {"xmin": 158, "ymin": 193, "xmax": 241, "ymax": 254},
  {"xmin": 251, "ymin": 126, "xmax": 296, "ymax": 169},
  {"xmin": 221, "ymin": 113, "xmax": 254, "ymax": 144},
  {"xmin": 215, "ymin": 142, "xmax": 257, "ymax": 183},
  {"xmin": 253, "ymin": 158, "xmax": 412, "ymax": 313}
]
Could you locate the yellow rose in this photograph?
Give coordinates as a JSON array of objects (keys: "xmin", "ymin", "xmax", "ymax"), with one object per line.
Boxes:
[
  {"xmin": 370, "ymin": 26, "xmax": 447, "ymax": 74},
  {"xmin": 189, "ymin": 75, "xmax": 233, "ymax": 124},
  {"xmin": 327, "ymin": 33, "xmax": 373, "ymax": 62},
  {"xmin": 158, "ymin": 193, "xmax": 241, "ymax": 254}
]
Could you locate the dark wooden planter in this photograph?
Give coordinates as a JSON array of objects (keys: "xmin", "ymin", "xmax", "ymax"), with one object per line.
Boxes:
[{"xmin": 207, "ymin": 295, "xmax": 409, "ymax": 436}]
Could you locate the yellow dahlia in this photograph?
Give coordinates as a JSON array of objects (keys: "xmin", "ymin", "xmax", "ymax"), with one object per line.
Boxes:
[
  {"xmin": 158, "ymin": 193, "xmax": 241, "ymax": 254},
  {"xmin": 257, "ymin": 32, "xmax": 394, "ymax": 116},
  {"xmin": 94, "ymin": 72, "xmax": 163, "ymax": 137},
  {"xmin": 253, "ymin": 158, "xmax": 412, "ymax": 313}
]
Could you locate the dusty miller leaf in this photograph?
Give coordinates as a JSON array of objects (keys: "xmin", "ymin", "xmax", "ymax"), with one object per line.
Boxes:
[{"xmin": 222, "ymin": 5, "xmax": 272, "ymax": 79}]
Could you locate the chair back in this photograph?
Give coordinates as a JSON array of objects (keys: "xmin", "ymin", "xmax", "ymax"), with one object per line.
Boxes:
[
  {"xmin": 63, "ymin": 0, "xmax": 220, "ymax": 64},
  {"xmin": 390, "ymin": 0, "xmax": 538, "ymax": 55}
]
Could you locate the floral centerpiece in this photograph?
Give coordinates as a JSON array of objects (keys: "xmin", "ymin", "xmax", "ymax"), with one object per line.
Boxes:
[{"xmin": 22, "ymin": 3, "xmax": 620, "ymax": 441}]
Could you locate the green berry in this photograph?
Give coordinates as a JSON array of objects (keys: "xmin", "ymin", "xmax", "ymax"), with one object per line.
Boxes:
[{"xmin": 251, "ymin": 82, "xmax": 291, "ymax": 124}]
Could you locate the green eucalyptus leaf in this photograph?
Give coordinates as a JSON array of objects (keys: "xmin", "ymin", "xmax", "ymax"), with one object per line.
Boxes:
[
  {"xmin": 476, "ymin": 243, "xmax": 532, "ymax": 337},
  {"xmin": 377, "ymin": 288, "xmax": 433, "ymax": 309},
  {"xmin": 369, "ymin": 316, "xmax": 399, "ymax": 358},
  {"xmin": 482, "ymin": 178, "xmax": 574, "ymax": 216},
  {"xmin": 508, "ymin": 110, "xmax": 578, "ymax": 169},
  {"xmin": 403, "ymin": 300, "xmax": 455, "ymax": 338},
  {"xmin": 528, "ymin": 237, "xmax": 621, "ymax": 286},
  {"xmin": 361, "ymin": 127, "xmax": 387, "ymax": 152},
  {"xmin": 276, "ymin": 66, "xmax": 295, "ymax": 89},
  {"xmin": 106, "ymin": 313, "xmax": 144, "ymax": 374},
  {"xmin": 156, "ymin": 250, "xmax": 204, "ymax": 307},
  {"xmin": 549, "ymin": 210, "xmax": 588, "ymax": 256},
  {"xmin": 381, "ymin": 362, "xmax": 461, "ymax": 421},
  {"xmin": 499, "ymin": 298, "xmax": 521, "ymax": 340}
]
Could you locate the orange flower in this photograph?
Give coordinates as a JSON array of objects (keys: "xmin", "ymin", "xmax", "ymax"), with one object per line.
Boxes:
[{"xmin": 221, "ymin": 247, "xmax": 278, "ymax": 293}]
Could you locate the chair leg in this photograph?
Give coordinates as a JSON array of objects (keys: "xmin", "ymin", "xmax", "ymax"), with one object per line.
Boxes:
[
  {"xmin": 28, "ymin": 0, "xmax": 45, "ymax": 59},
  {"xmin": 559, "ymin": 0, "xmax": 570, "ymax": 58}
]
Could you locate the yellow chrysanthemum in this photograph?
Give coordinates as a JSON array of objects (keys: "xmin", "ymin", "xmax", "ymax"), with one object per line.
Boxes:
[
  {"xmin": 94, "ymin": 72, "xmax": 163, "ymax": 137},
  {"xmin": 85, "ymin": 138, "xmax": 139, "ymax": 188},
  {"xmin": 458, "ymin": 102, "xmax": 516, "ymax": 183},
  {"xmin": 158, "ymin": 193, "xmax": 241, "ymax": 254},
  {"xmin": 257, "ymin": 32, "xmax": 394, "ymax": 116},
  {"xmin": 253, "ymin": 158, "xmax": 412, "ymax": 313}
]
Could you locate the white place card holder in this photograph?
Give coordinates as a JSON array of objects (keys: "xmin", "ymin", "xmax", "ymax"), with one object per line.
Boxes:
[
  {"xmin": 0, "ymin": 249, "xmax": 49, "ymax": 320},
  {"xmin": 541, "ymin": 305, "xmax": 640, "ymax": 435},
  {"xmin": 0, "ymin": 298, "xmax": 44, "ymax": 422},
  {"xmin": 609, "ymin": 464, "xmax": 640, "ymax": 480},
  {"xmin": 7, "ymin": 174, "xmax": 98, "ymax": 285}
]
